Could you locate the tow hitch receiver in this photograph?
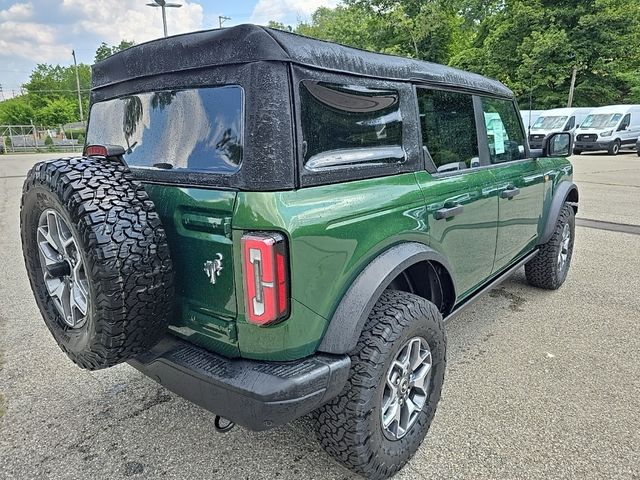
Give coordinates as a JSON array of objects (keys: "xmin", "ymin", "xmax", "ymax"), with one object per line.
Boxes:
[{"xmin": 214, "ymin": 415, "xmax": 235, "ymax": 433}]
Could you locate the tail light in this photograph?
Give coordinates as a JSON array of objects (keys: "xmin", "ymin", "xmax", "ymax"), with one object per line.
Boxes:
[{"xmin": 241, "ymin": 232, "xmax": 290, "ymax": 326}]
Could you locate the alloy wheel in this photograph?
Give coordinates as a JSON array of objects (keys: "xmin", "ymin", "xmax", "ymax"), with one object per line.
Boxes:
[
  {"xmin": 37, "ymin": 209, "xmax": 89, "ymax": 328},
  {"xmin": 381, "ymin": 336, "xmax": 432, "ymax": 440}
]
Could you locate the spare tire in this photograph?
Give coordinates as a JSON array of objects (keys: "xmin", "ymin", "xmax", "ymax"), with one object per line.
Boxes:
[{"xmin": 20, "ymin": 156, "xmax": 174, "ymax": 370}]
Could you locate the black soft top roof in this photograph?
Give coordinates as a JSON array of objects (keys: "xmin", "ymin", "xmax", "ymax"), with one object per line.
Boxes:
[{"xmin": 92, "ymin": 24, "xmax": 512, "ymax": 98}]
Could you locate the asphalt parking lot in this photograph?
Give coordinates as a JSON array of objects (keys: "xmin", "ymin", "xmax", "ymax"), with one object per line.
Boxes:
[{"xmin": 1, "ymin": 151, "xmax": 639, "ymax": 479}]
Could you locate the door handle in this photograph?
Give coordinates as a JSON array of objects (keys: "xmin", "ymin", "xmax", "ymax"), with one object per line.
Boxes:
[
  {"xmin": 500, "ymin": 187, "xmax": 520, "ymax": 199},
  {"xmin": 435, "ymin": 204, "xmax": 464, "ymax": 220}
]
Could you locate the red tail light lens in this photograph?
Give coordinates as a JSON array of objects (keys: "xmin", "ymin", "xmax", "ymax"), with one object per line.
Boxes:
[
  {"xmin": 84, "ymin": 145, "xmax": 108, "ymax": 157},
  {"xmin": 241, "ymin": 232, "xmax": 290, "ymax": 326}
]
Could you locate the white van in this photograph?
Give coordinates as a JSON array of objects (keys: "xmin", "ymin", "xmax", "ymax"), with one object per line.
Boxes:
[
  {"xmin": 574, "ymin": 105, "xmax": 640, "ymax": 155},
  {"xmin": 520, "ymin": 110, "xmax": 543, "ymax": 132},
  {"xmin": 528, "ymin": 107, "xmax": 592, "ymax": 149}
]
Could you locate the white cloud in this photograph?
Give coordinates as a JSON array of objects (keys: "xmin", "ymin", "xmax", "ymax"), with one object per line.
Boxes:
[
  {"xmin": 250, "ymin": 0, "xmax": 339, "ymax": 24},
  {"xmin": 61, "ymin": 0, "xmax": 204, "ymax": 44},
  {"xmin": 0, "ymin": 2, "xmax": 33, "ymax": 21},
  {"xmin": 0, "ymin": 0, "xmax": 205, "ymax": 93},
  {"xmin": 0, "ymin": 21, "xmax": 68, "ymax": 62}
]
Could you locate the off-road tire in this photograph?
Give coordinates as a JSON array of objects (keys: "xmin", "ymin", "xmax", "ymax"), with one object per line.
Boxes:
[
  {"xmin": 525, "ymin": 204, "xmax": 575, "ymax": 290},
  {"xmin": 608, "ymin": 139, "xmax": 621, "ymax": 155},
  {"xmin": 21, "ymin": 156, "xmax": 174, "ymax": 370},
  {"xmin": 314, "ymin": 290, "xmax": 446, "ymax": 480}
]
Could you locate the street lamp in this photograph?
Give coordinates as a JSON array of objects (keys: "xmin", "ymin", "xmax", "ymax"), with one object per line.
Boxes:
[{"xmin": 146, "ymin": 0, "xmax": 182, "ymax": 38}]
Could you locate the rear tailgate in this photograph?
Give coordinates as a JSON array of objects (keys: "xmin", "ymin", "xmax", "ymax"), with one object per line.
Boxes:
[
  {"xmin": 144, "ymin": 184, "xmax": 239, "ymax": 357},
  {"xmin": 86, "ymin": 86, "xmax": 246, "ymax": 357}
]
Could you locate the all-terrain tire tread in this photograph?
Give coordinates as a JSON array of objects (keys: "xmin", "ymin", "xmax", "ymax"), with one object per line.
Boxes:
[
  {"xmin": 20, "ymin": 156, "xmax": 174, "ymax": 370},
  {"xmin": 314, "ymin": 290, "xmax": 445, "ymax": 480},
  {"xmin": 525, "ymin": 204, "xmax": 574, "ymax": 290}
]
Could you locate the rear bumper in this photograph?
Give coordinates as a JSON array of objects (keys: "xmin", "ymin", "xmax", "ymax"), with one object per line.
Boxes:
[{"xmin": 128, "ymin": 335, "xmax": 350, "ymax": 431}]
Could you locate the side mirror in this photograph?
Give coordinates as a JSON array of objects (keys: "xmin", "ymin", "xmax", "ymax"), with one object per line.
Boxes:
[
  {"xmin": 543, "ymin": 132, "xmax": 572, "ymax": 157},
  {"xmin": 618, "ymin": 124, "xmax": 628, "ymax": 131}
]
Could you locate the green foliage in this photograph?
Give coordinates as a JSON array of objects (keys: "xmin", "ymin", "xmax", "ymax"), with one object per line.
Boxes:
[
  {"xmin": 0, "ymin": 96, "xmax": 34, "ymax": 124},
  {"xmin": 44, "ymin": 135, "xmax": 53, "ymax": 146},
  {"xmin": 266, "ymin": 21, "xmax": 292, "ymax": 31},
  {"xmin": 286, "ymin": 0, "xmax": 640, "ymax": 108},
  {"xmin": 94, "ymin": 40, "xmax": 136, "ymax": 62},
  {"xmin": 77, "ymin": 133, "xmax": 85, "ymax": 145},
  {"xmin": 36, "ymin": 97, "xmax": 77, "ymax": 126},
  {"xmin": 5, "ymin": 136, "xmax": 11, "ymax": 147}
]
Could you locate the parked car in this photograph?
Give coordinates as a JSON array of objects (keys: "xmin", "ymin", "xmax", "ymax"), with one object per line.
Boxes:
[
  {"xmin": 528, "ymin": 107, "xmax": 592, "ymax": 149},
  {"xmin": 520, "ymin": 109, "xmax": 543, "ymax": 133},
  {"xmin": 0, "ymin": 143, "xmax": 4, "ymax": 154},
  {"xmin": 636, "ymin": 137, "xmax": 640, "ymax": 157},
  {"xmin": 574, "ymin": 104, "xmax": 640, "ymax": 155},
  {"xmin": 19, "ymin": 25, "xmax": 578, "ymax": 480}
]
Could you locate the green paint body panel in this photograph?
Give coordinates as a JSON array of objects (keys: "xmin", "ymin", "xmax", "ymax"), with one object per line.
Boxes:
[
  {"xmin": 232, "ymin": 173, "xmax": 428, "ymax": 360},
  {"xmin": 143, "ymin": 184, "xmax": 240, "ymax": 357},
  {"xmin": 142, "ymin": 157, "xmax": 573, "ymax": 362},
  {"xmin": 415, "ymin": 169, "xmax": 499, "ymax": 300}
]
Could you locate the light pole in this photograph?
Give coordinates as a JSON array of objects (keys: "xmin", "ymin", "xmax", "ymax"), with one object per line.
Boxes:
[
  {"xmin": 72, "ymin": 50, "xmax": 84, "ymax": 122},
  {"xmin": 146, "ymin": 0, "xmax": 182, "ymax": 38}
]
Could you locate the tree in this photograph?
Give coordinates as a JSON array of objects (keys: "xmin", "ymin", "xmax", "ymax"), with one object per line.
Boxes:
[
  {"xmin": 289, "ymin": 0, "xmax": 640, "ymax": 108},
  {"xmin": 94, "ymin": 40, "xmax": 136, "ymax": 62},
  {"xmin": 22, "ymin": 63, "xmax": 91, "ymax": 120},
  {"xmin": 451, "ymin": 0, "xmax": 640, "ymax": 108},
  {"xmin": 0, "ymin": 96, "xmax": 35, "ymax": 124},
  {"xmin": 35, "ymin": 98, "xmax": 77, "ymax": 126}
]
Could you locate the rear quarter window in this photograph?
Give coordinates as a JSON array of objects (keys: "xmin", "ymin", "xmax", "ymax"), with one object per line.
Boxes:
[
  {"xmin": 299, "ymin": 81, "xmax": 405, "ymax": 171},
  {"xmin": 86, "ymin": 86, "xmax": 244, "ymax": 173}
]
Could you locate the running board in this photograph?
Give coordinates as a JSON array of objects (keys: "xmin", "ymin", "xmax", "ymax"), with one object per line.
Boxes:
[{"xmin": 443, "ymin": 249, "xmax": 539, "ymax": 323}]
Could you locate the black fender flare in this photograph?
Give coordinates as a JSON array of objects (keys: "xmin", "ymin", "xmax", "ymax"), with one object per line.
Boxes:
[
  {"xmin": 317, "ymin": 242, "xmax": 454, "ymax": 355},
  {"xmin": 538, "ymin": 181, "xmax": 579, "ymax": 245}
]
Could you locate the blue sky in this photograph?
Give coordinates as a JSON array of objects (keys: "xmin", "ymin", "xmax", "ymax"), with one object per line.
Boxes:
[{"xmin": 0, "ymin": 0, "xmax": 338, "ymax": 99}]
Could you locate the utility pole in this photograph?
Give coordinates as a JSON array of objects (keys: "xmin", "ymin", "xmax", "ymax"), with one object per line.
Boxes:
[
  {"xmin": 146, "ymin": 1, "xmax": 182, "ymax": 38},
  {"xmin": 0, "ymin": 83, "xmax": 4, "ymax": 101},
  {"xmin": 567, "ymin": 65, "xmax": 577, "ymax": 108},
  {"xmin": 218, "ymin": 15, "xmax": 231, "ymax": 28},
  {"xmin": 72, "ymin": 50, "xmax": 84, "ymax": 121}
]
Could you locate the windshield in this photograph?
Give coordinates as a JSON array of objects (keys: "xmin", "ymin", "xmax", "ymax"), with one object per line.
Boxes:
[
  {"xmin": 87, "ymin": 86, "xmax": 244, "ymax": 173},
  {"xmin": 581, "ymin": 113, "xmax": 622, "ymax": 129},
  {"xmin": 532, "ymin": 115, "xmax": 567, "ymax": 130}
]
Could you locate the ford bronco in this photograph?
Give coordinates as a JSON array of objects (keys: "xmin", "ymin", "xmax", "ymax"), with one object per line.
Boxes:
[{"xmin": 20, "ymin": 25, "xmax": 578, "ymax": 479}]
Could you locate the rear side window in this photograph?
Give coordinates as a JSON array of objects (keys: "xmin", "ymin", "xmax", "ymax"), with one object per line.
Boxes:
[
  {"xmin": 480, "ymin": 97, "xmax": 526, "ymax": 163},
  {"xmin": 417, "ymin": 88, "xmax": 480, "ymax": 173},
  {"xmin": 87, "ymin": 86, "xmax": 243, "ymax": 173},
  {"xmin": 300, "ymin": 81, "xmax": 404, "ymax": 171}
]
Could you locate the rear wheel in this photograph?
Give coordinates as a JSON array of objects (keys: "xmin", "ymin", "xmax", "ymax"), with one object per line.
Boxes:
[
  {"xmin": 608, "ymin": 139, "xmax": 621, "ymax": 155},
  {"xmin": 525, "ymin": 204, "xmax": 575, "ymax": 290},
  {"xmin": 314, "ymin": 290, "xmax": 446, "ymax": 480},
  {"xmin": 21, "ymin": 157, "xmax": 174, "ymax": 370}
]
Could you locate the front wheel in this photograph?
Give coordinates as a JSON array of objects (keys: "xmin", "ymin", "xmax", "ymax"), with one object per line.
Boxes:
[
  {"xmin": 314, "ymin": 290, "xmax": 446, "ymax": 479},
  {"xmin": 608, "ymin": 139, "xmax": 621, "ymax": 155},
  {"xmin": 525, "ymin": 204, "xmax": 575, "ymax": 290},
  {"xmin": 572, "ymin": 149, "xmax": 582, "ymax": 155}
]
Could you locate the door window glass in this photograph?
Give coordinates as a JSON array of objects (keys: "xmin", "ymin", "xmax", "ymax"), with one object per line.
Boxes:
[
  {"xmin": 417, "ymin": 89, "xmax": 480, "ymax": 173},
  {"xmin": 619, "ymin": 114, "xmax": 631, "ymax": 130},
  {"xmin": 564, "ymin": 116, "xmax": 575, "ymax": 131},
  {"xmin": 481, "ymin": 97, "xmax": 527, "ymax": 164}
]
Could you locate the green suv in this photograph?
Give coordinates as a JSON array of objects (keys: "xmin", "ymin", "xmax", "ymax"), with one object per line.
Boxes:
[{"xmin": 20, "ymin": 25, "xmax": 578, "ymax": 479}]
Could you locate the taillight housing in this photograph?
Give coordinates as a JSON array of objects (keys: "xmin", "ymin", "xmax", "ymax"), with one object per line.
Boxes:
[{"xmin": 241, "ymin": 232, "xmax": 290, "ymax": 326}]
